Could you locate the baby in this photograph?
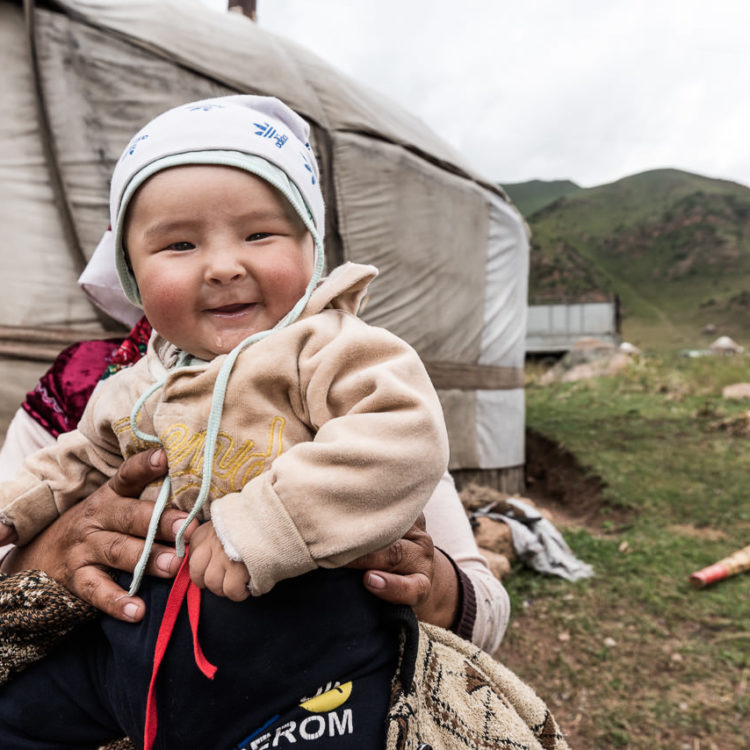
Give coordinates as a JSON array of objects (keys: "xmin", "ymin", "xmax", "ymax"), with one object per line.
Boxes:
[{"xmin": 0, "ymin": 96, "xmax": 448, "ymax": 750}]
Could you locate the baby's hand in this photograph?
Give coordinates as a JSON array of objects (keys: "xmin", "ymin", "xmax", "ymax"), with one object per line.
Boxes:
[
  {"xmin": 0, "ymin": 522, "xmax": 18, "ymax": 546},
  {"xmin": 188, "ymin": 522, "xmax": 250, "ymax": 601}
]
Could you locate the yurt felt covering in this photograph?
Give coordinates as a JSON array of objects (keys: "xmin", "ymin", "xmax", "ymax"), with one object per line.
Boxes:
[{"xmin": 0, "ymin": 0, "xmax": 528, "ymax": 478}]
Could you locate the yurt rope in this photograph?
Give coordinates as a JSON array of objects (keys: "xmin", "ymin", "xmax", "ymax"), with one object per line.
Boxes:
[{"xmin": 22, "ymin": 0, "xmax": 120, "ymax": 332}]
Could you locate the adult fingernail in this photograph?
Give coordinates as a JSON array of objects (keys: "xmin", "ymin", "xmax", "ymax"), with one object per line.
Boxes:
[
  {"xmin": 367, "ymin": 573, "xmax": 386, "ymax": 590},
  {"xmin": 150, "ymin": 448, "xmax": 166, "ymax": 467},
  {"xmin": 156, "ymin": 552, "xmax": 174, "ymax": 572},
  {"xmin": 172, "ymin": 519, "xmax": 186, "ymax": 536},
  {"xmin": 123, "ymin": 602, "xmax": 139, "ymax": 620}
]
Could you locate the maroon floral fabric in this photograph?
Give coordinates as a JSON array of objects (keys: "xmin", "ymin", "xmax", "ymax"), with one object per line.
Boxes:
[
  {"xmin": 100, "ymin": 317, "xmax": 152, "ymax": 382},
  {"xmin": 21, "ymin": 318, "xmax": 152, "ymax": 438}
]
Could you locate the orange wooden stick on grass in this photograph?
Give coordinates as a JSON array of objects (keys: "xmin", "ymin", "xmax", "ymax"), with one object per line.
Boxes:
[{"xmin": 689, "ymin": 544, "xmax": 750, "ymax": 588}]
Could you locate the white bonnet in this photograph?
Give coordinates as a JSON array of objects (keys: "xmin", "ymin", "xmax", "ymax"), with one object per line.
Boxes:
[{"xmin": 80, "ymin": 95, "xmax": 324, "ymax": 318}]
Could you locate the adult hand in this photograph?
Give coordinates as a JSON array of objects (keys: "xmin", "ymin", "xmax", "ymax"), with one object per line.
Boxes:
[
  {"xmin": 347, "ymin": 515, "xmax": 460, "ymax": 629},
  {"xmin": 0, "ymin": 448, "xmax": 198, "ymax": 623}
]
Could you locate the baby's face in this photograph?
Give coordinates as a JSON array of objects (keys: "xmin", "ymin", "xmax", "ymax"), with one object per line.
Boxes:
[{"xmin": 125, "ymin": 165, "xmax": 314, "ymax": 359}]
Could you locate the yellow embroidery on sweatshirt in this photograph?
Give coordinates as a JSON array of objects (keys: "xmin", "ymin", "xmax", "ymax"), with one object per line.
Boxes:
[
  {"xmin": 160, "ymin": 416, "xmax": 286, "ymax": 495},
  {"xmin": 113, "ymin": 416, "xmax": 152, "ymax": 455}
]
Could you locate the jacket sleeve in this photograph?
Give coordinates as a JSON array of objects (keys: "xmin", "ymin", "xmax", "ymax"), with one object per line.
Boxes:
[
  {"xmin": 423, "ymin": 472, "xmax": 510, "ymax": 653},
  {"xmin": 0, "ymin": 390, "xmax": 125, "ymax": 546},
  {"xmin": 210, "ymin": 313, "xmax": 450, "ymax": 595}
]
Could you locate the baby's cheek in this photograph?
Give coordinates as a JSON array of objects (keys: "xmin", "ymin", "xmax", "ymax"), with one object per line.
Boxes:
[{"xmin": 139, "ymin": 278, "xmax": 191, "ymax": 330}]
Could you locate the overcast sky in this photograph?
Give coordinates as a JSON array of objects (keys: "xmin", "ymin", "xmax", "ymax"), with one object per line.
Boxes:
[{"xmin": 202, "ymin": 0, "xmax": 750, "ymax": 190}]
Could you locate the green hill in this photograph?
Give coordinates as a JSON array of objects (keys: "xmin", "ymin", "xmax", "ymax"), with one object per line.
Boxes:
[
  {"xmin": 501, "ymin": 179, "xmax": 583, "ymax": 217},
  {"xmin": 524, "ymin": 169, "xmax": 750, "ymax": 348}
]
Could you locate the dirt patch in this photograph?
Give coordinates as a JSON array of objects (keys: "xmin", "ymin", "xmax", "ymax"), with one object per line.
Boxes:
[
  {"xmin": 500, "ymin": 605, "xmax": 741, "ymax": 749},
  {"xmin": 524, "ymin": 428, "xmax": 633, "ymax": 532},
  {"xmin": 668, "ymin": 523, "xmax": 729, "ymax": 541}
]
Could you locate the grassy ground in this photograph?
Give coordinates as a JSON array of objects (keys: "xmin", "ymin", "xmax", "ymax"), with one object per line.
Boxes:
[{"xmin": 498, "ymin": 352, "xmax": 750, "ymax": 749}]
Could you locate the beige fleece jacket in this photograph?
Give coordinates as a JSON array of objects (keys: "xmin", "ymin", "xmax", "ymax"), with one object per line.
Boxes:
[{"xmin": 0, "ymin": 263, "xmax": 449, "ymax": 595}]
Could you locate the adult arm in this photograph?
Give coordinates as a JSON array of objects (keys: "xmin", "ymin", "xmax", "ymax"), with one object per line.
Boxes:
[
  {"xmin": 0, "ymin": 448, "xmax": 196, "ymax": 622},
  {"xmin": 348, "ymin": 512, "xmax": 460, "ymax": 628},
  {"xmin": 422, "ymin": 472, "xmax": 510, "ymax": 652},
  {"xmin": 351, "ymin": 472, "xmax": 510, "ymax": 653}
]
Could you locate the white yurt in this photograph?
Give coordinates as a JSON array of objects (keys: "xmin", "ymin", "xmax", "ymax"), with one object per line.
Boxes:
[
  {"xmin": 0, "ymin": 0, "xmax": 529, "ymax": 490},
  {"xmin": 709, "ymin": 336, "xmax": 744, "ymax": 356}
]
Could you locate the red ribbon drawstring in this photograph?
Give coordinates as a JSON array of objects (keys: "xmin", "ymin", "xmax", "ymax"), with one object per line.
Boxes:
[{"xmin": 144, "ymin": 547, "xmax": 217, "ymax": 750}]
